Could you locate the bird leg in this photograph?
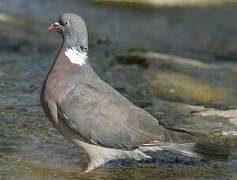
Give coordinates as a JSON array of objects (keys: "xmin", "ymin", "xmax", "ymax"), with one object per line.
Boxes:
[{"xmin": 74, "ymin": 140, "xmax": 111, "ymax": 173}]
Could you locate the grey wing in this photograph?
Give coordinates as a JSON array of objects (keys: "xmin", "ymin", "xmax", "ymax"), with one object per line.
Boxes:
[{"xmin": 59, "ymin": 81, "xmax": 166, "ymax": 150}]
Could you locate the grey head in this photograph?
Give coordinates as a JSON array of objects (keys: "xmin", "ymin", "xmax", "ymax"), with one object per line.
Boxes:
[{"xmin": 48, "ymin": 13, "xmax": 88, "ymax": 53}]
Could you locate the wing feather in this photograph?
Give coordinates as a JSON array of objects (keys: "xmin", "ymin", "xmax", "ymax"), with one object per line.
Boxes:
[{"xmin": 58, "ymin": 79, "xmax": 166, "ymax": 150}]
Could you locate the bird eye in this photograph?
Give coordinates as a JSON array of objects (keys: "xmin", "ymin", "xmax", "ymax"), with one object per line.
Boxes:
[{"xmin": 65, "ymin": 21, "xmax": 69, "ymax": 25}]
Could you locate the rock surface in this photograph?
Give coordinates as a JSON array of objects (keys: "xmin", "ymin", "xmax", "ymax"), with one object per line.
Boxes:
[{"xmin": 91, "ymin": 0, "xmax": 237, "ymax": 8}]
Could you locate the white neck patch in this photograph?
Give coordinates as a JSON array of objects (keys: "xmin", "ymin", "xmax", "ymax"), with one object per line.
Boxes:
[{"xmin": 65, "ymin": 47, "xmax": 87, "ymax": 66}]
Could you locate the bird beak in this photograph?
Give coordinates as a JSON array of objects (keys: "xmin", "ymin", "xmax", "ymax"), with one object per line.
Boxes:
[{"xmin": 48, "ymin": 22, "xmax": 62, "ymax": 31}]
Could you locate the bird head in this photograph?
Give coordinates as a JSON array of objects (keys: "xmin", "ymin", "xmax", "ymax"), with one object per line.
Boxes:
[{"xmin": 48, "ymin": 13, "xmax": 88, "ymax": 52}]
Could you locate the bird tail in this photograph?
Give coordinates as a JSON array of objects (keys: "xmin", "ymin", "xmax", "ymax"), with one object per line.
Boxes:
[
  {"xmin": 160, "ymin": 127, "xmax": 234, "ymax": 161},
  {"xmin": 162, "ymin": 142, "xmax": 231, "ymax": 161}
]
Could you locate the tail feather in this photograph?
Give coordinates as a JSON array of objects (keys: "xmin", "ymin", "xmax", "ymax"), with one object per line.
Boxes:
[
  {"xmin": 162, "ymin": 127, "xmax": 196, "ymax": 143},
  {"xmin": 162, "ymin": 142, "xmax": 231, "ymax": 161},
  {"xmin": 160, "ymin": 127, "xmax": 233, "ymax": 161}
]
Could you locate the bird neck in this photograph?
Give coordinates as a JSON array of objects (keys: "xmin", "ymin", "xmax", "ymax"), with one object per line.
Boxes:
[
  {"xmin": 63, "ymin": 36, "xmax": 88, "ymax": 53},
  {"xmin": 63, "ymin": 46, "xmax": 88, "ymax": 66},
  {"xmin": 61, "ymin": 37, "xmax": 88, "ymax": 64}
]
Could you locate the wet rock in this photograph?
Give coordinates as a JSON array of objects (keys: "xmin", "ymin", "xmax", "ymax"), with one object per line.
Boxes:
[
  {"xmin": 149, "ymin": 72, "xmax": 235, "ymax": 105},
  {"xmin": 231, "ymin": 68, "xmax": 237, "ymax": 77},
  {"xmin": 207, "ymin": 39, "xmax": 237, "ymax": 61},
  {"xmin": 116, "ymin": 52, "xmax": 149, "ymax": 68},
  {"xmin": 115, "ymin": 51, "xmax": 237, "ymax": 108},
  {"xmin": 118, "ymin": 51, "xmax": 215, "ymax": 69},
  {"xmin": 0, "ymin": 12, "xmax": 26, "ymax": 24},
  {"xmin": 145, "ymin": 100, "xmax": 237, "ymax": 146},
  {"xmin": 91, "ymin": 0, "xmax": 237, "ymax": 8},
  {"xmin": 96, "ymin": 36, "xmax": 111, "ymax": 44}
]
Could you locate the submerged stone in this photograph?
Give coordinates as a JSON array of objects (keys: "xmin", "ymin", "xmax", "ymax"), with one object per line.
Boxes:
[{"xmin": 149, "ymin": 72, "xmax": 235, "ymax": 105}]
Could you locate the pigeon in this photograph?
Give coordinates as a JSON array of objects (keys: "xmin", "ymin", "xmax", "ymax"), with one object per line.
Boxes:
[{"xmin": 41, "ymin": 13, "xmax": 230, "ymax": 172}]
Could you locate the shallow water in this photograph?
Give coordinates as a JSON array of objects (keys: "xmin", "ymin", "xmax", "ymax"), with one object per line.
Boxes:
[{"xmin": 0, "ymin": 0, "xmax": 237, "ymax": 179}]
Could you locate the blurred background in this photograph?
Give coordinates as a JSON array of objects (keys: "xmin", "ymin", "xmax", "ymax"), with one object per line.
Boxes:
[{"xmin": 1, "ymin": 0, "xmax": 237, "ymax": 179}]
